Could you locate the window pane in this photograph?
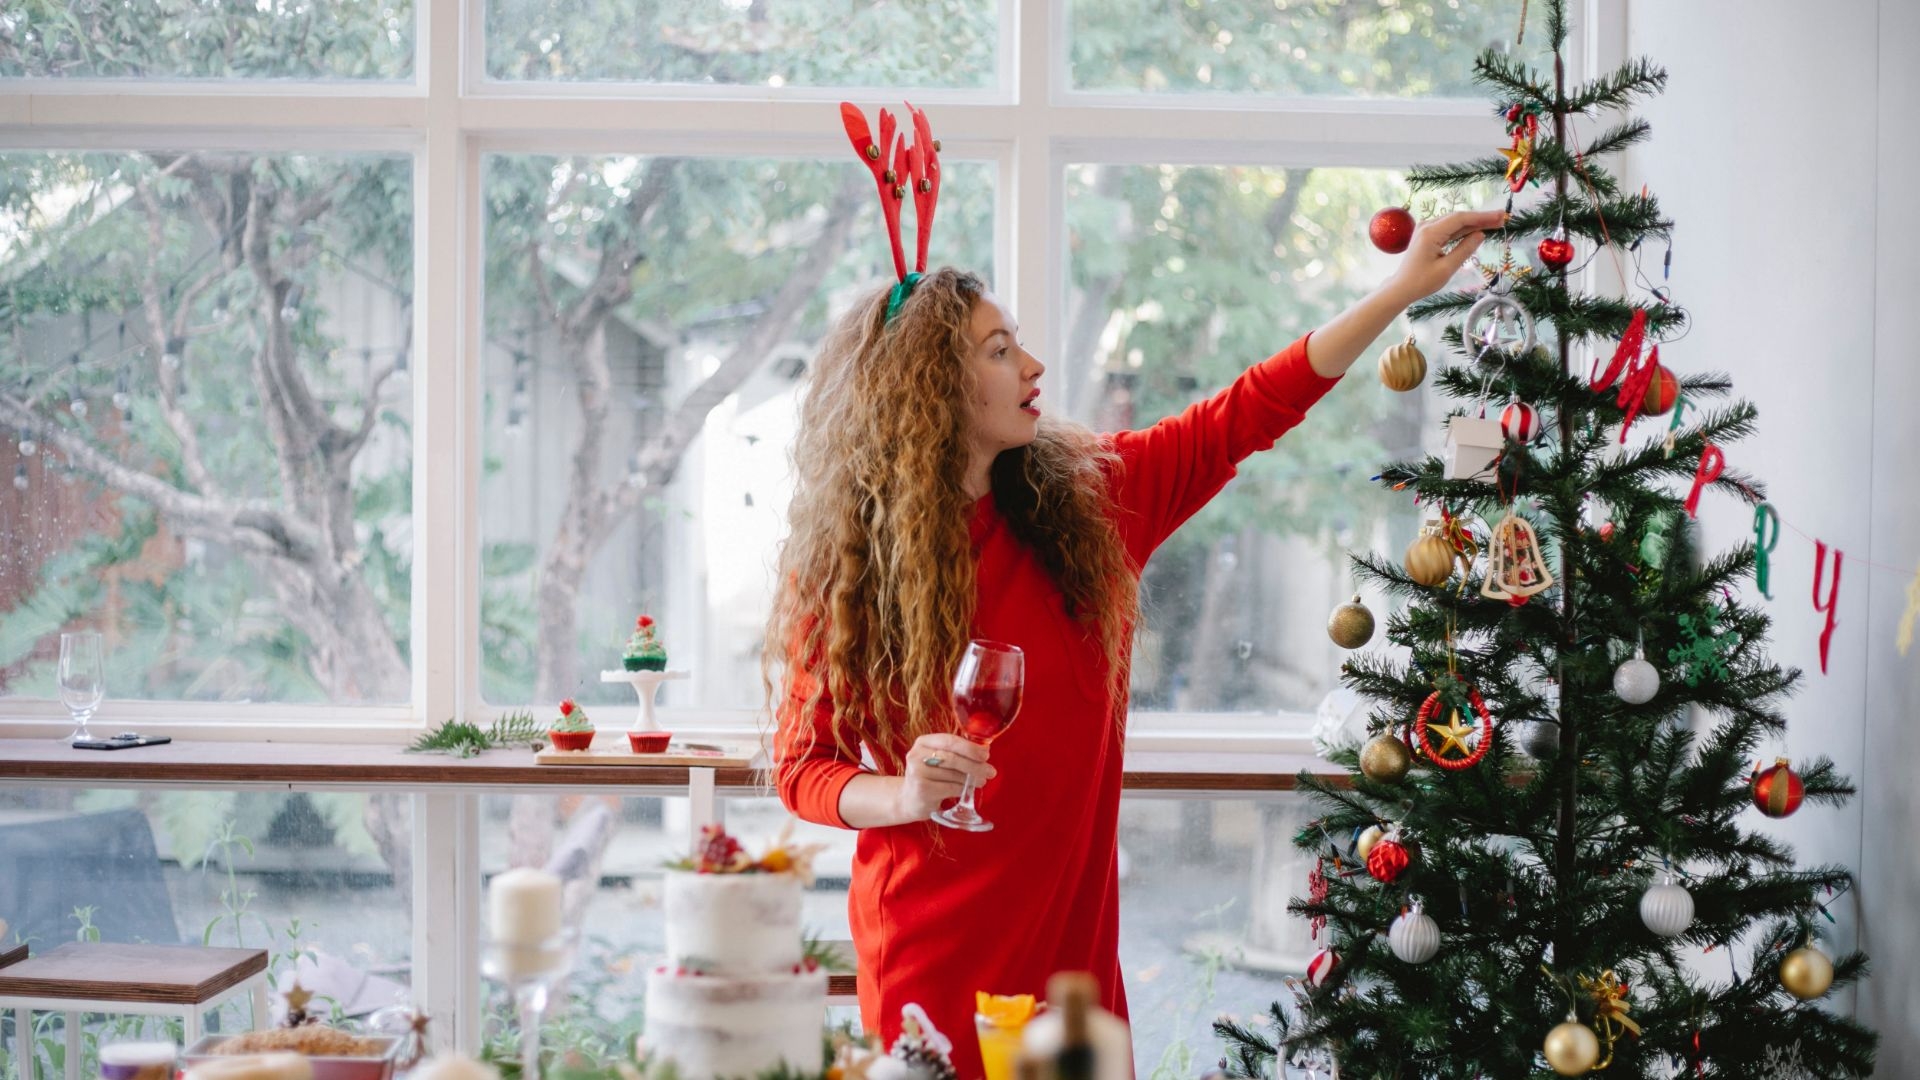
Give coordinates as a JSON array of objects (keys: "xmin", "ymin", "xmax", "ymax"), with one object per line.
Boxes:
[
  {"xmin": 1119, "ymin": 795, "xmax": 1312, "ymax": 1078},
  {"xmin": 1065, "ymin": 163, "xmax": 1472, "ymax": 716},
  {"xmin": 0, "ymin": 1, "xmax": 415, "ymax": 80},
  {"xmin": 0, "ymin": 786, "xmax": 413, "ymax": 1074},
  {"xmin": 479, "ymin": 154, "xmax": 994, "ymax": 709},
  {"xmin": 0, "ymin": 151, "xmax": 415, "ymax": 706},
  {"xmin": 1070, "ymin": 0, "xmax": 1520, "ymax": 98},
  {"xmin": 485, "ymin": 0, "xmax": 996, "ymax": 87}
]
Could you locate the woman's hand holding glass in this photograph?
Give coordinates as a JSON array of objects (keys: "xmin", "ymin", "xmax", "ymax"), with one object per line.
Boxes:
[{"xmin": 897, "ymin": 732, "xmax": 997, "ymax": 822}]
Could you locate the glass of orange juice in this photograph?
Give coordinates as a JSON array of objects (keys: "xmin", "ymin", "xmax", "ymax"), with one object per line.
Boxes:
[{"xmin": 975, "ymin": 992, "xmax": 1036, "ymax": 1080}]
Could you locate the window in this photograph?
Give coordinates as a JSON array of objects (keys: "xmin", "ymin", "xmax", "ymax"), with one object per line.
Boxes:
[
  {"xmin": 0, "ymin": 151, "xmax": 414, "ymax": 707},
  {"xmin": 0, "ymin": 1, "xmax": 416, "ymax": 80},
  {"xmin": 1069, "ymin": 0, "xmax": 1522, "ymax": 98},
  {"xmin": 0, "ymin": 785, "xmax": 413, "ymax": 1077},
  {"xmin": 0, "ymin": 1, "xmax": 1582, "ymax": 731},
  {"xmin": 483, "ymin": 0, "xmax": 998, "ymax": 88},
  {"xmin": 476, "ymin": 154, "xmax": 994, "ymax": 709}
]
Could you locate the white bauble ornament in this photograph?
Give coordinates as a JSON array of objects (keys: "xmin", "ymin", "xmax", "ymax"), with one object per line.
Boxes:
[
  {"xmin": 1613, "ymin": 655, "xmax": 1660, "ymax": 705},
  {"xmin": 1387, "ymin": 905, "xmax": 1440, "ymax": 964},
  {"xmin": 1639, "ymin": 879, "xmax": 1695, "ymax": 937}
]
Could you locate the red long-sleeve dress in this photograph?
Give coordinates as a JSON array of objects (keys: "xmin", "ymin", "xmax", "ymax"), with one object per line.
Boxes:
[{"xmin": 776, "ymin": 334, "xmax": 1340, "ymax": 1078}]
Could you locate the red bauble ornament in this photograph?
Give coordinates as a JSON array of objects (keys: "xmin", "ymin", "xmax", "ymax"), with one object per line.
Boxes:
[
  {"xmin": 1367, "ymin": 837, "xmax": 1411, "ymax": 883},
  {"xmin": 1500, "ymin": 401, "xmax": 1540, "ymax": 443},
  {"xmin": 1752, "ymin": 757, "xmax": 1805, "ymax": 818},
  {"xmin": 1305, "ymin": 947, "xmax": 1338, "ymax": 987},
  {"xmin": 1641, "ymin": 364, "xmax": 1680, "ymax": 417},
  {"xmin": 1598, "ymin": 521, "xmax": 1617, "ymax": 543},
  {"xmin": 1537, "ymin": 234, "xmax": 1575, "ymax": 269},
  {"xmin": 1370, "ymin": 207, "xmax": 1415, "ymax": 254}
]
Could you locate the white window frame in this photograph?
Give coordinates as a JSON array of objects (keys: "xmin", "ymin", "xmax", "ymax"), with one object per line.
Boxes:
[{"xmin": 0, "ymin": 0, "xmax": 1627, "ymax": 756}]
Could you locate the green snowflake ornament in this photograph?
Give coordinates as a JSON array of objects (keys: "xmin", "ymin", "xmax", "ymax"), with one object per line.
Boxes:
[{"xmin": 1667, "ymin": 606, "xmax": 1740, "ymax": 687}]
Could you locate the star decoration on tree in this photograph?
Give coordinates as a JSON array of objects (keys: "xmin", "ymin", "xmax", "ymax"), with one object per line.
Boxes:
[{"xmin": 1430, "ymin": 708, "xmax": 1477, "ymax": 759}]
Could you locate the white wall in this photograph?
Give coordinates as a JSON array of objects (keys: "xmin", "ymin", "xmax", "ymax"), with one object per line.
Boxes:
[{"xmin": 1626, "ymin": 0, "xmax": 1919, "ymax": 1059}]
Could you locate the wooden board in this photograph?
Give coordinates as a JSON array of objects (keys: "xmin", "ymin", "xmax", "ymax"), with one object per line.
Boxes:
[
  {"xmin": 0, "ymin": 943, "xmax": 266, "ymax": 1004},
  {"xmin": 535, "ymin": 738, "xmax": 759, "ymax": 769},
  {"xmin": 0, "ymin": 944, "xmax": 25, "ymax": 969}
]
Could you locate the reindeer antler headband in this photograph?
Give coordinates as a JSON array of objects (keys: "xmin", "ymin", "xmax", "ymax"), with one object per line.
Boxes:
[{"xmin": 840, "ymin": 101, "xmax": 942, "ymax": 322}]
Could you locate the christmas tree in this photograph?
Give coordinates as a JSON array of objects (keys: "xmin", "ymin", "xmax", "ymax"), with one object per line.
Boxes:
[{"xmin": 1216, "ymin": 4, "xmax": 1878, "ymax": 1078}]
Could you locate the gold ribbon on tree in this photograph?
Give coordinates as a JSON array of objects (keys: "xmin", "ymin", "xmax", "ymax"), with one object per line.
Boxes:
[{"xmin": 1576, "ymin": 970, "xmax": 1642, "ymax": 1068}]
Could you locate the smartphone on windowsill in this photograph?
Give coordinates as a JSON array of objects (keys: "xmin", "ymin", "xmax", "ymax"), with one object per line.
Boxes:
[{"xmin": 72, "ymin": 734, "xmax": 172, "ymax": 751}]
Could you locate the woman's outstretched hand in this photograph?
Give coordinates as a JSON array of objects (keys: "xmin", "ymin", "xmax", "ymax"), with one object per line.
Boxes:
[
  {"xmin": 894, "ymin": 732, "xmax": 997, "ymax": 822},
  {"xmin": 1383, "ymin": 209, "xmax": 1511, "ymax": 305}
]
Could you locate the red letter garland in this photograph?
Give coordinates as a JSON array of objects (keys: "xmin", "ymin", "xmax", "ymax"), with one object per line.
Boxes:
[
  {"xmin": 1684, "ymin": 443, "xmax": 1724, "ymax": 518},
  {"xmin": 1590, "ymin": 307, "xmax": 1647, "ymax": 391},
  {"xmin": 1813, "ymin": 540, "xmax": 1843, "ymax": 674},
  {"xmin": 1615, "ymin": 343, "xmax": 1662, "ymax": 443}
]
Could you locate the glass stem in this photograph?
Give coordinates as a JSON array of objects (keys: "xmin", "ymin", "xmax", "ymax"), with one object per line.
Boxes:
[
  {"xmin": 516, "ymin": 983, "xmax": 549, "ymax": 1080},
  {"xmin": 952, "ymin": 775, "xmax": 979, "ymax": 819}
]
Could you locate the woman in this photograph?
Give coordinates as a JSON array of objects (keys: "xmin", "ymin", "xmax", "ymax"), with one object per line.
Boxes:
[{"xmin": 770, "ymin": 209, "xmax": 1506, "ymax": 1075}]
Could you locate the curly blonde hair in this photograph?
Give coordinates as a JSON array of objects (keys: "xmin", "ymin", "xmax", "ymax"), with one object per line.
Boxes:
[{"xmin": 766, "ymin": 268, "xmax": 1139, "ymax": 773}]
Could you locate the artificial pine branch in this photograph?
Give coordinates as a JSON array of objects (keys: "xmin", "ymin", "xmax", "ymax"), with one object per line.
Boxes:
[
  {"xmin": 1565, "ymin": 57, "xmax": 1670, "ymax": 114},
  {"xmin": 1406, "ymin": 156, "xmax": 1511, "ymax": 191}
]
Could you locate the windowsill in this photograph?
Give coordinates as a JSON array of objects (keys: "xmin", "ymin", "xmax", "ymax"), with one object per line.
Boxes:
[{"xmin": 0, "ymin": 736, "xmax": 1342, "ymax": 794}]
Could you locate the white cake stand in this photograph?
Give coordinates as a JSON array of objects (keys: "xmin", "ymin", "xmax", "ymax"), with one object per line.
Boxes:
[{"xmin": 599, "ymin": 668, "xmax": 689, "ymax": 733}]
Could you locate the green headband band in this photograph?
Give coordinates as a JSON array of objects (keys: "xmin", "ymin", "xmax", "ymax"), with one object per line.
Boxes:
[{"xmin": 884, "ymin": 272, "xmax": 925, "ymax": 324}]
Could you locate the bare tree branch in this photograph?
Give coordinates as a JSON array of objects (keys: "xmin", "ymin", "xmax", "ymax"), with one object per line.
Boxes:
[
  {"xmin": 0, "ymin": 394, "xmax": 324, "ymax": 564},
  {"xmin": 618, "ymin": 173, "xmax": 867, "ymax": 520},
  {"xmin": 134, "ymin": 177, "xmax": 219, "ymax": 495}
]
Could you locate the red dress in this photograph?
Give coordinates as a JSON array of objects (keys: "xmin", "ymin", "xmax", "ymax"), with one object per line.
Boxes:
[{"xmin": 776, "ymin": 335, "xmax": 1339, "ymax": 1078}]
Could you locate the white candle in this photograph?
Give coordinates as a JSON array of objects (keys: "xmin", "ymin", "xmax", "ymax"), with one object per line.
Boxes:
[{"xmin": 488, "ymin": 867, "xmax": 563, "ymax": 945}]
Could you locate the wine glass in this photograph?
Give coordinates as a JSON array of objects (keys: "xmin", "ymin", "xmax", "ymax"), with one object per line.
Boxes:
[
  {"xmin": 480, "ymin": 928, "xmax": 579, "ymax": 1080},
  {"xmin": 933, "ymin": 639, "xmax": 1023, "ymax": 832},
  {"xmin": 58, "ymin": 631, "xmax": 105, "ymax": 743}
]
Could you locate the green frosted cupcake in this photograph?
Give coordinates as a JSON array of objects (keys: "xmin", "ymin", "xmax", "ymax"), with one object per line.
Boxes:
[{"xmin": 623, "ymin": 614, "xmax": 668, "ymax": 671}]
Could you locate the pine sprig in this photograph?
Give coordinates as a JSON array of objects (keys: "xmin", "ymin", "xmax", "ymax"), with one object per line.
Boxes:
[{"xmin": 406, "ymin": 710, "xmax": 545, "ymax": 757}]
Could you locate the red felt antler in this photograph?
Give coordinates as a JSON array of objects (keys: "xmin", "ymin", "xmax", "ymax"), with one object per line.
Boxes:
[
  {"xmin": 906, "ymin": 103, "xmax": 941, "ymax": 274},
  {"xmin": 840, "ymin": 102, "xmax": 908, "ymax": 282}
]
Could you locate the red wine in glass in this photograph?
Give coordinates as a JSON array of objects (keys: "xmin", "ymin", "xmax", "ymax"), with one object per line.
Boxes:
[{"xmin": 933, "ymin": 639, "xmax": 1023, "ymax": 832}]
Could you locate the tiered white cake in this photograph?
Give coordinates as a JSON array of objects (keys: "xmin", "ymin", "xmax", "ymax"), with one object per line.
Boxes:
[{"xmin": 644, "ymin": 871, "xmax": 827, "ymax": 1080}]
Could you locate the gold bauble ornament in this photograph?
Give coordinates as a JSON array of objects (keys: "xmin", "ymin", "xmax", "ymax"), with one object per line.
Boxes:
[
  {"xmin": 1378, "ymin": 336, "xmax": 1427, "ymax": 392},
  {"xmin": 1542, "ymin": 1019, "xmax": 1600, "ymax": 1076},
  {"xmin": 1780, "ymin": 946, "xmax": 1834, "ymax": 1000},
  {"xmin": 1355, "ymin": 824, "xmax": 1385, "ymax": 859},
  {"xmin": 1404, "ymin": 531, "xmax": 1456, "ymax": 587},
  {"xmin": 1327, "ymin": 595, "xmax": 1376, "ymax": 649},
  {"xmin": 1359, "ymin": 733, "xmax": 1411, "ymax": 784}
]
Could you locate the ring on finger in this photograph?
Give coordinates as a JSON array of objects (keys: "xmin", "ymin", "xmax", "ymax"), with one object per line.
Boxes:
[{"xmin": 923, "ymin": 754, "xmax": 944, "ymax": 768}]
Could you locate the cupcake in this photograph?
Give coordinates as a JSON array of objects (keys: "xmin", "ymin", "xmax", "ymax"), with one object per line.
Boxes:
[
  {"xmin": 549, "ymin": 699, "xmax": 594, "ymax": 751},
  {"xmin": 622, "ymin": 615, "xmax": 668, "ymax": 671},
  {"xmin": 627, "ymin": 730, "xmax": 671, "ymax": 754}
]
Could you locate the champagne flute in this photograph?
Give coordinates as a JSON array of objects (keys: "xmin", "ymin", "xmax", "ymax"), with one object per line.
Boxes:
[
  {"xmin": 58, "ymin": 630, "xmax": 105, "ymax": 744},
  {"xmin": 933, "ymin": 639, "xmax": 1023, "ymax": 832}
]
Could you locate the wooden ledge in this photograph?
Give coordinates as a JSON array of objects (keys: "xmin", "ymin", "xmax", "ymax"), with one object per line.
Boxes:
[
  {"xmin": 0, "ymin": 943, "xmax": 266, "ymax": 1004},
  {"xmin": 0, "ymin": 739, "xmax": 1342, "ymax": 795}
]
